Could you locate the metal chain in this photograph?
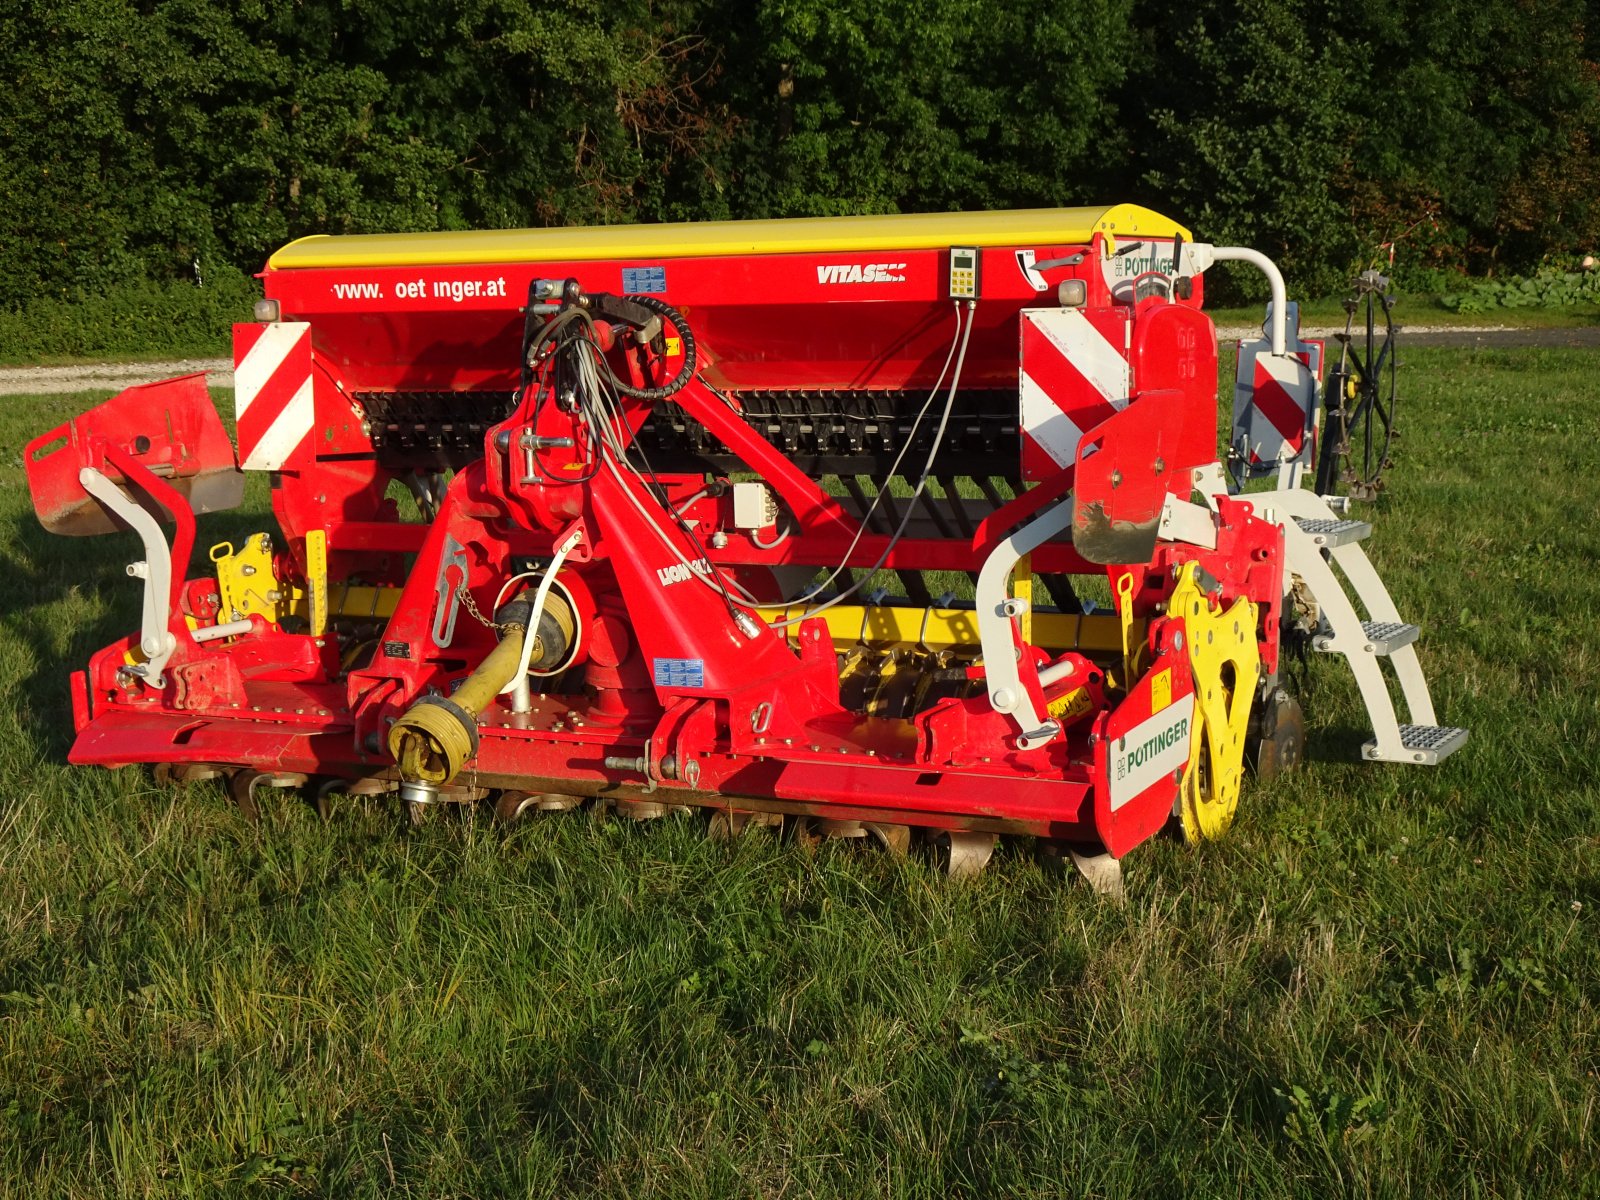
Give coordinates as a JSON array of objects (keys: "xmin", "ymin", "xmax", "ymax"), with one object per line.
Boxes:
[{"xmin": 456, "ymin": 584, "xmax": 505, "ymax": 633}]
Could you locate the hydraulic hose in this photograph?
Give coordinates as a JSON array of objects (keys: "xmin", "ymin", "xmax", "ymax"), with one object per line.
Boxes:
[{"xmin": 603, "ymin": 295, "xmax": 697, "ymax": 401}]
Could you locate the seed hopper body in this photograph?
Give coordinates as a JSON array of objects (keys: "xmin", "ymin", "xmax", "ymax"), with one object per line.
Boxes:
[{"xmin": 26, "ymin": 205, "xmax": 1463, "ymax": 879}]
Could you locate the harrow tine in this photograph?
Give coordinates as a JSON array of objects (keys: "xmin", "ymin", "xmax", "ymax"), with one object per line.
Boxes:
[
  {"xmin": 937, "ymin": 476, "xmax": 975, "ymax": 537},
  {"xmin": 225, "ymin": 769, "xmax": 307, "ymax": 825},
  {"xmin": 915, "ymin": 484, "xmax": 957, "ymax": 539},
  {"xmin": 313, "ymin": 778, "xmax": 342, "ymax": 822},
  {"xmin": 842, "ymin": 476, "xmax": 891, "ymax": 533},
  {"xmin": 870, "ymin": 475, "xmax": 904, "ymax": 530},
  {"xmin": 1067, "ymin": 845, "xmax": 1124, "ymax": 901},
  {"xmin": 896, "ymin": 570, "xmax": 934, "ymax": 606},
  {"xmin": 975, "ymin": 475, "xmax": 1010, "ymax": 511},
  {"xmin": 1040, "ymin": 573, "xmax": 1083, "ymax": 614}
]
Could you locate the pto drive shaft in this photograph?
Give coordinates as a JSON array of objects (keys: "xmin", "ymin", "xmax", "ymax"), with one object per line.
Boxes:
[{"xmin": 387, "ymin": 592, "xmax": 574, "ymax": 800}]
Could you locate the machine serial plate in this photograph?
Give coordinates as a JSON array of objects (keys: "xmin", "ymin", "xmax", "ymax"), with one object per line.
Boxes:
[
  {"xmin": 653, "ymin": 657, "xmax": 705, "ymax": 688},
  {"xmin": 621, "ymin": 265, "xmax": 668, "ymax": 294}
]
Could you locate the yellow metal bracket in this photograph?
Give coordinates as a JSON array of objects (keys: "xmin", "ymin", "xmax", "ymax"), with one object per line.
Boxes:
[
  {"xmin": 305, "ymin": 529, "xmax": 329, "ymax": 637},
  {"xmin": 1014, "ymin": 554, "xmax": 1034, "ymax": 647},
  {"xmin": 211, "ymin": 532, "xmax": 400, "ymax": 631},
  {"xmin": 211, "ymin": 534, "xmax": 285, "ymax": 624},
  {"xmin": 1171, "ymin": 563, "xmax": 1261, "ymax": 843},
  {"xmin": 1116, "ymin": 571, "xmax": 1142, "ymax": 688}
]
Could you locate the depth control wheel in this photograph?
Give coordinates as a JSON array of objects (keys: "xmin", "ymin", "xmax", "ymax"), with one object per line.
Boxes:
[{"xmin": 1250, "ymin": 689, "xmax": 1305, "ymax": 781}]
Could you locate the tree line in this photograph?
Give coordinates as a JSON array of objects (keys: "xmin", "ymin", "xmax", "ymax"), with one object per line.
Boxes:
[{"xmin": 4, "ymin": 0, "xmax": 1598, "ymax": 309}]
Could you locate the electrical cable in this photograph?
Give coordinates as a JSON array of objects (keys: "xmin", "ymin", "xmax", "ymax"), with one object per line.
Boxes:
[
  {"xmin": 519, "ymin": 289, "xmax": 974, "ymax": 635},
  {"xmin": 586, "ymin": 344, "xmax": 748, "ymax": 622},
  {"xmin": 585, "ymin": 299, "xmax": 973, "ymax": 624},
  {"xmin": 547, "ymin": 314, "xmax": 749, "ymax": 626},
  {"xmin": 609, "ymin": 301, "xmax": 968, "ymax": 614},
  {"xmin": 758, "ymin": 297, "xmax": 975, "ymax": 627},
  {"xmin": 749, "ymin": 522, "xmax": 791, "ymax": 550},
  {"xmin": 796, "ymin": 300, "xmax": 966, "ymax": 595}
]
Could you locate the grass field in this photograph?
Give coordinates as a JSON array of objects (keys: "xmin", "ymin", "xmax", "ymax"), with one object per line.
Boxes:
[
  {"xmin": 1, "ymin": 347, "xmax": 1597, "ymax": 1197},
  {"xmin": 1203, "ymin": 297, "xmax": 1600, "ymax": 331}
]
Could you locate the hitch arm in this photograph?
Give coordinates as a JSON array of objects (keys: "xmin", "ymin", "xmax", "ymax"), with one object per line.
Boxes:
[{"xmin": 78, "ymin": 444, "xmax": 200, "ymax": 688}]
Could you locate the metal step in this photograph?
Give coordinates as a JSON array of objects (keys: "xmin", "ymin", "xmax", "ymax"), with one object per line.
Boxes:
[
  {"xmin": 1314, "ymin": 620, "xmax": 1420, "ymax": 655},
  {"xmin": 1293, "ymin": 515, "xmax": 1372, "ymax": 548},
  {"xmin": 1365, "ymin": 724, "xmax": 1469, "ymax": 765}
]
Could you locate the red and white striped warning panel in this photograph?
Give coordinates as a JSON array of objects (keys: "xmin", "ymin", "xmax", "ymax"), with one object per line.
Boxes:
[
  {"xmin": 233, "ymin": 322, "xmax": 315, "ymax": 471},
  {"xmin": 1019, "ymin": 308, "xmax": 1132, "ymax": 482},
  {"xmin": 1231, "ymin": 304, "xmax": 1324, "ymax": 476}
]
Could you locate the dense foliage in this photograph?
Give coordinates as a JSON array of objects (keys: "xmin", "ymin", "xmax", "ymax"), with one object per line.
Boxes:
[
  {"xmin": 1440, "ymin": 266, "xmax": 1600, "ymax": 314},
  {"xmin": 3, "ymin": 0, "xmax": 1599, "ymax": 310}
]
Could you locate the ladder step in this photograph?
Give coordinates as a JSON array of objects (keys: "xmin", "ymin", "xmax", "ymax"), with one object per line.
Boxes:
[
  {"xmin": 1313, "ymin": 620, "xmax": 1420, "ymax": 655},
  {"xmin": 1293, "ymin": 515, "xmax": 1372, "ymax": 547},
  {"xmin": 1365, "ymin": 724, "xmax": 1469, "ymax": 765}
]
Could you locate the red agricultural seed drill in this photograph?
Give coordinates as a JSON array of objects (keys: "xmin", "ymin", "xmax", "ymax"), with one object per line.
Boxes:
[{"xmin": 25, "ymin": 206, "xmax": 1466, "ymax": 889}]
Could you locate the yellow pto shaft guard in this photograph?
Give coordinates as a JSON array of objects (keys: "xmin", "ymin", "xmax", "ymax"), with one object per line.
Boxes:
[{"xmin": 388, "ymin": 623, "xmax": 528, "ymax": 792}]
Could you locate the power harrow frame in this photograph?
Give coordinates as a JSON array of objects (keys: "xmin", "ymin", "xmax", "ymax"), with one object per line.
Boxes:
[{"xmin": 25, "ymin": 205, "xmax": 1465, "ymax": 884}]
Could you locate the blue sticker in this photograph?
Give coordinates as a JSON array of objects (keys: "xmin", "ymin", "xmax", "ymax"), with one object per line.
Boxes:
[
  {"xmin": 621, "ymin": 265, "xmax": 668, "ymax": 294},
  {"xmin": 653, "ymin": 657, "xmax": 705, "ymax": 688}
]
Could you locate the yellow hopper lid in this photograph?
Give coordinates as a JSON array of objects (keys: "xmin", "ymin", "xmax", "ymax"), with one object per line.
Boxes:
[{"xmin": 267, "ymin": 204, "xmax": 1191, "ymax": 270}]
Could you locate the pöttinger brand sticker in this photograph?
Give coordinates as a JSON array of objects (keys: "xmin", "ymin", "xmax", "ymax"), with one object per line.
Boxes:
[{"xmin": 1108, "ymin": 693, "xmax": 1195, "ymax": 810}]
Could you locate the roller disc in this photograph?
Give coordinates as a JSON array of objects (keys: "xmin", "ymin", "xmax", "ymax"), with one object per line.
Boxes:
[
  {"xmin": 707, "ymin": 809, "xmax": 782, "ymax": 840},
  {"xmin": 154, "ymin": 763, "xmax": 222, "ymax": 787},
  {"xmin": 604, "ymin": 803, "xmax": 688, "ymax": 825},
  {"xmin": 786, "ymin": 815, "xmax": 829, "ymax": 849},
  {"xmin": 611, "ymin": 797, "xmax": 669, "ymax": 820},
  {"xmin": 1250, "ymin": 690, "xmax": 1305, "ymax": 782},
  {"xmin": 789, "ymin": 816, "xmax": 905, "ymax": 855},
  {"xmin": 1066, "ymin": 845, "xmax": 1124, "ymax": 901},
  {"xmin": 1037, "ymin": 840, "xmax": 1123, "ymax": 900},
  {"xmin": 936, "ymin": 831, "xmax": 995, "ymax": 879}
]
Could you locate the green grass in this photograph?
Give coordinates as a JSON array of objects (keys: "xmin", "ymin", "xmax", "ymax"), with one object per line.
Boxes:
[
  {"xmin": 1206, "ymin": 295, "xmax": 1600, "ymax": 329},
  {"xmin": 1, "ymin": 353, "xmax": 1597, "ymax": 1197}
]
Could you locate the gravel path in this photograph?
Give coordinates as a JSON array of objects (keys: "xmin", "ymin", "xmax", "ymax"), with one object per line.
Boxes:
[
  {"xmin": 0, "ymin": 358, "xmax": 232, "ymax": 397},
  {"xmin": 2, "ymin": 324, "xmax": 1596, "ymax": 397}
]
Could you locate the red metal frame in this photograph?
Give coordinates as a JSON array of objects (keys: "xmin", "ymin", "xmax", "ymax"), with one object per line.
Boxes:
[{"xmin": 27, "ymin": 221, "xmax": 1286, "ymax": 864}]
